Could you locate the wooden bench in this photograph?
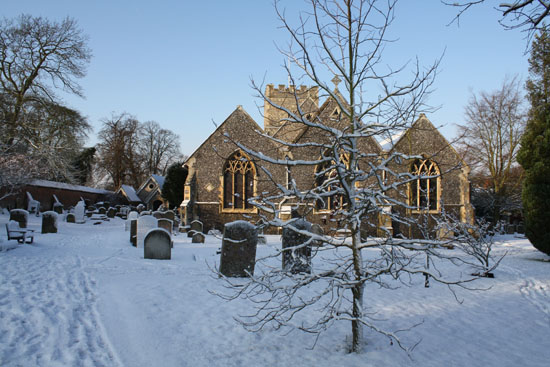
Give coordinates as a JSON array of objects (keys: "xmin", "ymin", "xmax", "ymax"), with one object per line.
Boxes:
[{"xmin": 5, "ymin": 222, "xmax": 34, "ymax": 244}]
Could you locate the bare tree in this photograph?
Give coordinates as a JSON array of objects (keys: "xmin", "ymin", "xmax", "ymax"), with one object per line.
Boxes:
[
  {"xmin": 215, "ymin": 0, "xmax": 489, "ymax": 354},
  {"xmin": 0, "ymin": 14, "xmax": 91, "ymax": 148},
  {"xmin": 138, "ymin": 120, "xmax": 182, "ymax": 176},
  {"xmin": 96, "ymin": 114, "xmax": 183, "ymax": 189},
  {"xmin": 456, "ymin": 76, "xmax": 526, "ymax": 223},
  {"xmin": 443, "ymin": 0, "xmax": 550, "ymax": 40},
  {"xmin": 96, "ymin": 113, "xmax": 142, "ymax": 189}
]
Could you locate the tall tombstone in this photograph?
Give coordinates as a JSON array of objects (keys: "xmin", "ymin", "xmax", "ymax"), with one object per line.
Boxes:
[
  {"xmin": 126, "ymin": 211, "xmax": 139, "ymax": 231},
  {"xmin": 137, "ymin": 215, "xmax": 158, "ymax": 248},
  {"xmin": 9, "ymin": 209, "xmax": 29, "ymax": 228},
  {"xmin": 219, "ymin": 221, "xmax": 258, "ymax": 277},
  {"xmin": 282, "ymin": 219, "xmax": 312, "ymax": 274},
  {"xmin": 130, "ymin": 219, "xmax": 138, "ymax": 247},
  {"xmin": 158, "ymin": 218, "xmax": 173, "ymax": 234},
  {"xmin": 188, "ymin": 220, "xmax": 203, "ymax": 237},
  {"xmin": 144, "ymin": 228, "xmax": 171, "ymax": 260},
  {"xmin": 42, "ymin": 211, "xmax": 59, "ymax": 234},
  {"xmin": 74, "ymin": 201, "xmax": 86, "ymax": 224}
]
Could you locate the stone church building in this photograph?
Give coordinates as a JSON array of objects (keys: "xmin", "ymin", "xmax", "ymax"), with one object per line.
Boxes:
[{"xmin": 181, "ymin": 82, "xmax": 474, "ymax": 237}]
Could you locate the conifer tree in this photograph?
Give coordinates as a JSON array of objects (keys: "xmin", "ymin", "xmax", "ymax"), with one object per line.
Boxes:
[
  {"xmin": 517, "ymin": 28, "xmax": 550, "ymax": 255},
  {"xmin": 161, "ymin": 162, "xmax": 188, "ymax": 209}
]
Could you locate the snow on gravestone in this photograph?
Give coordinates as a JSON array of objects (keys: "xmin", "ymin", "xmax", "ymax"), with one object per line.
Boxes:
[
  {"xmin": 74, "ymin": 201, "xmax": 85, "ymax": 223},
  {"xmin": 9, "ymin": 209, "xmax": 29, "ymax": 228},
  {"xmin": 219, "ymin": 220, "xmax": 258, "ymax": 277},
  {"xmin": 144, "ymin": 228, "xmax": 171, "ymax": 260},
  {"xmin": 125, "ymin": 211, "xmax": 138, "ymax": 231},
  {"xmin": 41, "ymin": 211, "xmax": 58, "ymax": 234},
  {"xmin": 282, "ymin": 218, "xmax": 312, "ymax": 274},
  {"xmin": 137, "ymin": 215, "xmax": 158, "ymax": 248}
]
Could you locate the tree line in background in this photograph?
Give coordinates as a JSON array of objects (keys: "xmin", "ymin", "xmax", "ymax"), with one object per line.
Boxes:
[{"xmin": 0, "ymin": 14, "xmax": 184, "ymax": 199}]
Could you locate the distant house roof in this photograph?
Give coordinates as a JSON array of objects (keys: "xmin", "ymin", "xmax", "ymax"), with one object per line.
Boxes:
[
  {"xmin": 151, "ymin": 174, "xmax": 165, "ymax": 189},
  {"xmin": 119, "ymin": 185, "xmax": 141, "ymax": 203},
  {"xmin": 29, "ymin": 180, "xmax": 112, "ymax": 195}
]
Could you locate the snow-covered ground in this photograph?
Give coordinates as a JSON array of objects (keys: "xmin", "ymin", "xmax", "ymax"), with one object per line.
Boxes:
[{"xmin": 0, "ymin": 213, "xmax": 549, "ymax": 367}]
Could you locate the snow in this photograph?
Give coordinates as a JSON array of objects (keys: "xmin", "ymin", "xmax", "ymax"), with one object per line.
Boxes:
[
  {"xmin": 0, "ymin": 213, "xmax": 549, "ymax": 366},
  {"xmin": 29, "ymin": 179, "xmax": 112, "ymax": 195},
  {"xmin": 378, "ymin": 130, "xmax": 406, "ymax": 151},
  {"xmin": 120, "ymin": 184, "xmax": 141, "ymax": 203}
]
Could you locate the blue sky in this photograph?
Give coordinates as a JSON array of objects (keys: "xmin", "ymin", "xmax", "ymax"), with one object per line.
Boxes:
[{"xmin": 3, "ymin": 0, "xmax": 529, "ymax": 155}]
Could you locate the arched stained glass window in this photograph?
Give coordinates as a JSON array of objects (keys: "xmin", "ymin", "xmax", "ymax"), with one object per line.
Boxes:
[
  {"xmin": 410, "ymin": 158, "xmax": 440, "ymax": 211},
  {"xmin": 222, "ymin": 150, "xmax": 255, "ymax": 211},
  {"xmin": 315, "ymin": 152, "xmax": 350, "ymax": 212}
]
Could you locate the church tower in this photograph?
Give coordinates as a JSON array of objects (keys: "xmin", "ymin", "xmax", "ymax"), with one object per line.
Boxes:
[{"xmin": 263, "ymin": 84, "xmax": 319, "ymax": 136}]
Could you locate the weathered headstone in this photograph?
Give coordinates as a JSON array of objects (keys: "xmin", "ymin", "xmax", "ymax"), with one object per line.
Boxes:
[
  {"xmin": 219, "ymin": 220, "xmax": 258, "ymax": 277},
  {"xmin": 188, "ymin": 220, "xmax": 203, "ymax": 237},
  {"xmin": 152, "ymin": 211, "xmax": 163, "ymax": 219},
  {"xmin": 192, "ymin": 232, "xmax": 205, "ymax": 243},
  {"xmin": 41, "ymin": 211, "xmax": 59, "ymax": 234},
  {"xmin": 53, "ymin": 202, "xmax": 64, "ymax": 214},
  {"xmin": 98, "ymin": 207, "xmax": 106, "ymax": 215},
  {"xmin": 144, "ymin": 228, "xmax": 171, "ymax": 260},
  {"xmin": 74, "ymin": 201, "xmax": 86, "ymax": 223},
  {"xmin": 282, "ymin": 219, "xmax": 312, "ymax": 274},
  {"xmin": 107, "ymin": 207, "xmax": 116, "ymax": 218},
  {"xmin": 66, "ymin": 213, "xmax": 76, "ymax": 223},
  {"xmin": 137, "ymin": 215, "xmax": 158, "ymax": 248},
  {"xmin": 158, "ymin": 218, "xmax": 173, "ymax": 235},
  {"xmin": 9, "ymin": 209, "xmax": 29, "ymax": 228},
  {"xmin": 130, "ymin": 219, "xmax": 137, "ymax": 246},
  {"xmin": 126, "ymin": 211, "xmax": 139, "ymax": 231}
]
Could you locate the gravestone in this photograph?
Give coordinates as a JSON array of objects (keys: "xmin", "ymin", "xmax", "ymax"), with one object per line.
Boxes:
[
  {"xmin": 152, "ymin": 211, "xmax": 163, "ymax": 219},
  {"xmin": 144, "ymin": 228, "xmax": 171, "ymax": 260},
  {"xmin": 140, "ymin": 210, "xmax": 151, "ymax": 216},
  {"xmin": 158, "ymin": 218, "xmax": 173, "ymax": 235},
  {"xmin": 192, "ymin": 232, "xmax": 205, "ymax": 243},
  {"xmin": 53, "ymin": 203, "xmax": 63, "ymax": 214},
  {"xmin": 137, "ymin": 204, "xmax": 145, "ymax": 213},
  {"xmin": 130, "ymin": 219, "xmax": 137, "ymax": 246},
  {"xmin": 98, "ymin": 207, "xmax": 106, "ymax": 215},
  {"xmin": 107, "ymin": 207, "xmax": 116, "ymax": 218},
  {"xmin": 163, "ymin": 210, "xmax": 176, "ymax": 222},
  {"xmin": 126, "ymin": 211, "xmax": 139, "ymax": 231},
  {"xmin": 282, "ymin": 219, "xmax": 312, "ymax": 274},
  {"xmin": 42, "ymin": 211, "xmax": 59, "ymax": 234},
  {"xmin": 66, "ymin": 213, "xmax": 76, "ymax": 223},
  {"xmin": 137, "ymin": 215, "xmax": 158, "ymax": 248},
  {"xmin": 219, "ymin": 220, "xmax": 258, "ymax": 277},
  {"xmin": 9, "ymin": 209, "xmax": 29, "ymax": 228},
  {"xmin": 188, "ymin": 220, "xmax": 203, "ymax": 237},
  {"xmin": 311, "ymin": 224, "xmax": 324, "ymax": 246},
  {"xmin": 74, "ymin": 201, "xmax": 86, "ymax": 223}
]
